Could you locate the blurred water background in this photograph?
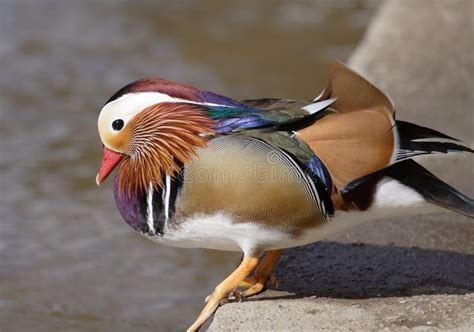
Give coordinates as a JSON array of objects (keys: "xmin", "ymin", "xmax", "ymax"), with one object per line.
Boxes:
[{"xmin": 0, "ymin": 1, "xmax": 378, "ymax": 331}]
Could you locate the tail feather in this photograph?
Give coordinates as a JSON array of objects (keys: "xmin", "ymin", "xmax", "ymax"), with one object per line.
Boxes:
[
  {"xmin": 396, "ymin": 120, "xmax": 459, "ymax": 141},
  {"xmin": 396, "ymin": 120, "xmax": 473, "ymax": 160},
  {"xmin": 384, "ymin": 160, "xmax": 474, "ymax": 218}
]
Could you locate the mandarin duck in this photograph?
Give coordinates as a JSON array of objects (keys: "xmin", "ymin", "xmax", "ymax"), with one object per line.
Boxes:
[{"xmin": 96, "ymin": 61, "xmax": 474, "ymax": 331}]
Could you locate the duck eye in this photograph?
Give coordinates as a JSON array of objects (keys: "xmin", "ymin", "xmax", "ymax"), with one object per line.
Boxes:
[{"xmin": 112, "ymin": 119, "xmax": 124, "ymax": 131}]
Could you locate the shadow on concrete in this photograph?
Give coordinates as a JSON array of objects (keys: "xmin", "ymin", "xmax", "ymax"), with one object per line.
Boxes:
[{"xmin": 253, "ymin": 242, "xmax": 474, "ymax": 300}]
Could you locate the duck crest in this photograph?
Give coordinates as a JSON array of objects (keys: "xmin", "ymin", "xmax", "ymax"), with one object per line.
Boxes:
[{"xmin": 106, "ymin": 77, "xmax": 248, "ymax": 109}]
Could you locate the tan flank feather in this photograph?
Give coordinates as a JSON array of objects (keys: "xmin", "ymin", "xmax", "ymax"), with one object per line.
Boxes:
[{"xmin": 298, "ymin": 61, "xmax": 396, "ymax": 190}]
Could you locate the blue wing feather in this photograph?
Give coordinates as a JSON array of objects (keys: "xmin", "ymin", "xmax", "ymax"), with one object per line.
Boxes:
[
  {"xmin": 308, "ymin": 155, "xmax": 332, "ymax": 191},
  {"xmin": 205, "ymin": 98, "xmax": 337, "ymax": 134},
  {"xmin": 206, "ymin": 105, "xmax": 274, "ymax": 133}
]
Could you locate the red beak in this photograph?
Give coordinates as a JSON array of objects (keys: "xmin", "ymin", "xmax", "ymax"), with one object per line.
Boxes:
[{"xmin": 96, "ymin": 146, "xmax": 124, "ymax": 186}]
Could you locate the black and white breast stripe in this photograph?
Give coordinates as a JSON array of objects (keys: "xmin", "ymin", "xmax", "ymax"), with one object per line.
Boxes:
[{"xmin": 145, "ymin": 173, "xmax": 182, "ymax": 236}]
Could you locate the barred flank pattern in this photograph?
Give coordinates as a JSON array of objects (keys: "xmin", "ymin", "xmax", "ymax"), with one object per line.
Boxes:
[{"xmin": 118, "ymin": 103, "xmax": 215, "ymax": 196}]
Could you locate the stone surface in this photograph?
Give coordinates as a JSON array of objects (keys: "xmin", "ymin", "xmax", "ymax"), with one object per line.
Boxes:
[{"xmin": 208, "ymin": 1, "xmax": 474, "ymax": 330}]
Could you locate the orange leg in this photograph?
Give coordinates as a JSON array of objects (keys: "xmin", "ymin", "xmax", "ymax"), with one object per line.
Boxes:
[
  {"xmin": 238, "ymin": 249, "xmax": 282, "ymax": 297},
  {"xmin": 186, "ymin": 256, "xmax": 259, "ymax": 332}
]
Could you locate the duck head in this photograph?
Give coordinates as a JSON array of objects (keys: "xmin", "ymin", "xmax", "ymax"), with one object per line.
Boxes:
[{"xmin": 96, "ymin": 78, "xmax": 218, "ymax": 195}]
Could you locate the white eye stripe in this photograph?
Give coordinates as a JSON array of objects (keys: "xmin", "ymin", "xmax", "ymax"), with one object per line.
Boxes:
[{"xmin": 101, "ymin": 92, "xmax": 232, "ymax": 123}]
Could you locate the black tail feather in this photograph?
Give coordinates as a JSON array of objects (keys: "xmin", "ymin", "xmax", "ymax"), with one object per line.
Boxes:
[
  {"xmin": 396, "ymin": 121, "xmax": 473, "ymax": 160},
  {"xmin": 398, "ymin": 140, "xmax": 474, "ymax": 159},
  {"xmin": 396, "ymin": 120, "xmax": 459, "ymax": 141},
  {"xmin": 384, "ymin": 160, "xmax": 474, "ymax": 218}
]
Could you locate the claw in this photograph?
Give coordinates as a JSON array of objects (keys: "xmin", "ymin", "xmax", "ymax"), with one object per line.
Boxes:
[
  {"xmin": 270, "ymin": 274, "xmax": 278, "ymax": 287},
  {"xmin": 232, "ymin": 290, "xmax": 244, "ymax": 302}
]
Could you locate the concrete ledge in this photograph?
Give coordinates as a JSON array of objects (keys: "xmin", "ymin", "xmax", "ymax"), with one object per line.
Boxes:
[{"xmin": 209, "ymin": 1, "xmax": 474, "ymax": 330}]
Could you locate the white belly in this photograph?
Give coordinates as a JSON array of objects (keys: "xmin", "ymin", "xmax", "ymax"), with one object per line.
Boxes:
[{"xmin": 148, "ymin": 213, "xmax": 291, "ymax": 256}]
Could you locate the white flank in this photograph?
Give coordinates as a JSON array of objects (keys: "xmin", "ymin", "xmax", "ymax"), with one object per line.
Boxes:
[
  {"xmin": 302, "ymin": 97, "xmax": 337, "ymax": 114},
  {"xmin": 372, "ymin": 178, "xmax": 427, "ymax": 210},
  {"xmin": 146, "ymin": 182, "xmax": 156, "ymax": 234}
]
